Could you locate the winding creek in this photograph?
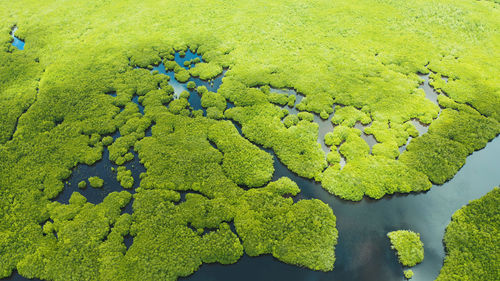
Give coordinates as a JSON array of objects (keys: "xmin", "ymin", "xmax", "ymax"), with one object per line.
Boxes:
[{"xmin": 5, "ymin": 51, "xmax": 499, "ymax": 281}]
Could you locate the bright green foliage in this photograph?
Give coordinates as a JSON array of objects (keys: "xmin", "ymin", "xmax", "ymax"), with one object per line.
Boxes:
[
  {"xmin": 174, "ymin": 69, "xmax": 190, "ymax": 83},
  {"xmin": 17, "ymin": 192, "xmax": 132, "ymax": 281},
  {"xmin": 297, "ymin": 112, "xmax": 314, "ymax": 122},
  {"xmin": 287, "ymin": 94, "xmax": 296, "ymax": 107},
  {"xmin": 326, "ymin": 148, "xmax": 341, "ymax": 165},
  {"xmin": 226, "ymin": 104, "xmax": 327, "ymax": 178},
  {"xmin": 116, "ymin": 166, "xmax": 134, "ymax": 189},
  {"xmin": 189, "ymin": 62, "xmax": 223, "ymax": 80},
  {"xmin": 283, "ymin": 114, "xmax": 299, "ymax": 128},
  {"xmin": 179, "ymin": 91, "xmax": 190, "ymax": 99},
  {"xmin": 201, "ymin": 91, "xmax": 226, "ymax": 111},
  {"xmin": 234, "ymin": 178, "xmax": 337, "ymax": 271},
  {"xmin": 427, "ymin": 109, "xmax": 500, "ymax": 154},
  {"xmin": 102, "ymin": 136, "xmax": 114, "ymax": 146},
  {"xmin": 78, "ymin": 181, "xmax": 87, "ymax": 189},
  {"xmin": 206, "ymin": 107, "xmax": 223, "ymax": 120},
  {"xmin": 387, "ymin": 230, "xmax": 424, "ymax": 267},
  {"xmin": 0, "ymin": 0, "xmax": 499, "ymax": 279},
  {"xmin": 0, "ymin": 41, "xmax": 42, "ymax": 144},
  {"xmin": 365, "ymin": 121, "xmax": 417, "ymax": 147},
  {"xmin": 436, "ymin": 188, "xmax": 500, "ymax": 281},
  {"xmin": 265, "ymin": 89, "xmax": 290, "ymax": 106},
  {"xmin": 88, "ymin": 176, "xmax": 104, "ymax": 188},
  {"xmin": 324, "ymin": 125, "xmax": 370, "ymax": 161},
  {"xmin": 218, "ymin": 78, "xmax": 269, "ymax": 106},
  {"xmin": 404, "ymin": 269, "xmax": 413, "ymax": 279},
  {"xmin": 186, "ymin": 81, "xmax": 196, "ymax": 90},
  {"xmin": 331, "ymin": 106, "xmax": 371, "ymax": 127},
  {"xmin": 321, "ymin": 156, "xmax": 431, "ymax": 201},
  {"xmin": 208, "ymin": 121, "xmax": 274, "ymax": 187}
]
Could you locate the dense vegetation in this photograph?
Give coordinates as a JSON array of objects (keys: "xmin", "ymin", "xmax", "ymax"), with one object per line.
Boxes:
[
  {"xmin": 0, "ymin": 0, "xmax": 498, "ymax": 280},
  {"xmin": 436, "ymin": 188, "xmax": 499, "ymax": 281},
  {"xmin": 387, "ymin": 230, "xmax": 424, "ymax": 267},
  {"xmin": 387, "ymin": 230, "xmax": 424, "ymax": 279}
]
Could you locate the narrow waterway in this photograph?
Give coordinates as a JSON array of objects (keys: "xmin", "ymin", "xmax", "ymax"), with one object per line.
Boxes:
[
  {"xmin": 5, "ymin": 55, "xmax": 499, "ymax": 281},
  {"xmin": 182, "ymin": 136, "xmax": 500, "ymax": 281},
  {"xmin": 10, "ymin": 27, "xmax": 25, "ymax": 50}
]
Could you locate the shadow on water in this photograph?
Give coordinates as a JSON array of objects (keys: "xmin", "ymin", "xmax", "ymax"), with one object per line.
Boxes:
[{"xmin": 10, "ymin": 27, "xmax": 25, "ymax": 50}]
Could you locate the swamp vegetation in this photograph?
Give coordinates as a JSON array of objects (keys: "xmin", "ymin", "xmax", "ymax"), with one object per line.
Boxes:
[{"xmin": 0, "ymin": 0, "xmax": 499, "ymax": 280}]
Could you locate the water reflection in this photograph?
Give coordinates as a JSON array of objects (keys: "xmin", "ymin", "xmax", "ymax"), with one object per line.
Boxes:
[
  {"xmin": 183, "ymin": 136, "xmax": 500, "ymax": 281},
  {"xmin": 6, "ymin": 55, "xmax": 498, "ymax": 281},
  {"xmin": 418, "ymin": 73, "xmax": 439, "ymax": 106}
]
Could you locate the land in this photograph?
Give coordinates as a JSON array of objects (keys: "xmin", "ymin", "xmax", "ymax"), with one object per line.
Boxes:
[{"xmin": 0, "ymin": 0, "xmax": 499, "ymax": 280}]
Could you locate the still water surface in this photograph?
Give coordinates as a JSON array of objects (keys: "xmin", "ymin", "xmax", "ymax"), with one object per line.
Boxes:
[{"xmin": 5, "ymin": 52, "xmax": 499, "ymax": 281}]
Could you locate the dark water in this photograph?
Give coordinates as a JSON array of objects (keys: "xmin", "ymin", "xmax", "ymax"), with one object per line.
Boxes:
[
  {"xmin": 181, "ymin": 136, "xmax": 500, "ymax": 281},
  {"xmin": 5, "ymin": 56, "xmax": 499, "ymax": 281},
  {"xmin": 175, "ymin": 49, "xmax": 203, "ymax": 70},
  {"xmin": 10, "ymin": 27, "xmax": 25, "ymax": 50},
  {"xmin": 54, "ymin": 129, "xmax": 145, "ymax": 214}
]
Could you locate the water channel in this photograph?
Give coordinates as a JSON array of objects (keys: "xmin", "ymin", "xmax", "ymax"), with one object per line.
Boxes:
[{"xmin": 5, "ymin": 51, "xmax": 499, "ymax": 281}]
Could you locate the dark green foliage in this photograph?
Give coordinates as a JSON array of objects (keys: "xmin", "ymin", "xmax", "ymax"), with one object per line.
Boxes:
[
  {"xmin": 387, "ymin": 230, "xmax": 424, "ymax": 267},
  {"xmin": 399, "ymin": 134, "xmax": 469, "ymax": 184},
  {"xmin": 436, "ymin": 188, "xmax": 499, "ymax": 281}
]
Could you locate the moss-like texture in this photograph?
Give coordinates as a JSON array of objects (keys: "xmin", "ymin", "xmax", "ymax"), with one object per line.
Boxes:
[
  {"xmin": 404, "ymin": 269, "xmax": 413, "ymax": 279},
  {"xmin": 116, "ymin": 166, "xmax": 134, "ymax": 189},
  {"xmin": 0, "ymin": 0, "xmax": 499, "ymax": 280},
  {"xmin": 387, "ymin": 230, "xmax": 424, "ymax": 267},
  {"xmin": 436, "ymin": 187, "xmax": 499, "ymax": 281},
  {"xmin": 78, "ymin": 181, "xmax": 87, "ymax": 189},
  {"xmin": 88, "ymin": 176, "xmax": 104, "ymax": 188}
]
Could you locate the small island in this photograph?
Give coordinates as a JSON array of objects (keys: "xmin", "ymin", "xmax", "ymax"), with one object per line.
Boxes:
[{"xmin": 387, "ymin": 230, "xmax": 424, "ymax": 279}]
